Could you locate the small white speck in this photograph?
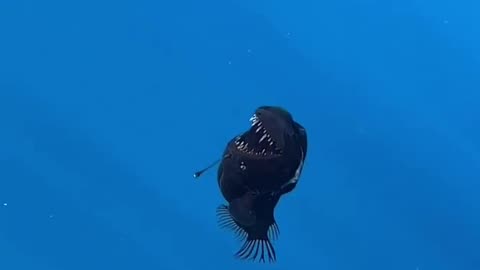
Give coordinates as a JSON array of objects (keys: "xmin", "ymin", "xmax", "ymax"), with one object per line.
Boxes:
[
  {"xmin": 227, "ymin": 60, "xmax": 232, "ymax": 65},
  {"xmin": 3, "ymin": 203, "xmax": 7, "ymax": 207},
  {"xmin": 49, "ymin": 214, "xmax": 54, "ymax": 219}
]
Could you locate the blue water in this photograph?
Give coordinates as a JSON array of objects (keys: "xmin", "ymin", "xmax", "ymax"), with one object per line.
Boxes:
[{"xmin": 1, "ymin": 0, "xmax": 479, "ymax": 269}]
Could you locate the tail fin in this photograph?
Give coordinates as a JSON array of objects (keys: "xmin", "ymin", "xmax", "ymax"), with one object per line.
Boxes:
[{"xmin": 216, "ymin": 194, "xmax": 281, "ymax": 263}]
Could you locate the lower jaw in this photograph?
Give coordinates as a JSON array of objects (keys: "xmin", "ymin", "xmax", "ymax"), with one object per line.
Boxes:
[
  {"xmin": 237, "ymin": 146, "xmax": 280, "ymax": 157},
  {"xmin": 235, "ymin": 136, "xmax": 280, "ymax": 156}
]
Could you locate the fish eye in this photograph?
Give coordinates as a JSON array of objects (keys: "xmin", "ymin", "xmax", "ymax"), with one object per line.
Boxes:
[{"xmin": 240, "ymin": 162, "xmax": 246, "ymax": 170}]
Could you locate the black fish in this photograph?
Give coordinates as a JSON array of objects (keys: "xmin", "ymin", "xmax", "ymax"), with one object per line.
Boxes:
[{"xmin": 194, "ymin": 106, "xmax": 307, "ymax": 263}]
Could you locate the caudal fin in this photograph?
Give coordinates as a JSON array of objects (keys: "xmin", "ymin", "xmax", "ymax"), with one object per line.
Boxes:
[
  {"xmin": 216, "ymin": 200, "xmax": 280, "ymax": 263},
  {"xmin": 234, "ymin": 236, "xmax": 277, "ymax": 263}
]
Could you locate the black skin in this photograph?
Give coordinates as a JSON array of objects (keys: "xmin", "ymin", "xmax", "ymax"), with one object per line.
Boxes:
[
  {"xmin": 216, "ymin": 106, "xmax": 307, "ymax": 263},
  {"xmin": 218, "ymin": 106, "xmax": 307, "ymax": 201}
]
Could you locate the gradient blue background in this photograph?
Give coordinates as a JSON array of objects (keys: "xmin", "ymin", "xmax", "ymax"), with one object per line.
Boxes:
[{"xmin": 1, "ymin": 0, "xmax": 479, "ymax": 269}]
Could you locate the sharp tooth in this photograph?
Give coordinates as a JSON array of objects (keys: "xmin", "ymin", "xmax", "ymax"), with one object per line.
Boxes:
[
  {"xmin": 270, "ymin": 141, "xmax": 274, "ymax": 146},
  {"xmin": 260, "ymin": 134, "xmax": 267, "ymax": 143},
  {"xmin": 256, "ymin": 126, "xmax": 262, "ymax": 133}
]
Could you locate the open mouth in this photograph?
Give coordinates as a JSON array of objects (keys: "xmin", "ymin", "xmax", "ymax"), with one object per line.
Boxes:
[{"xmin": 234, "ymin": 114, "xmax": 282, "ymax": 156}]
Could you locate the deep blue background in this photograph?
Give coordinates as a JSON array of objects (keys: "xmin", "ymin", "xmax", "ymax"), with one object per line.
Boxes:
[{"xmin": 1, "ymin": 0, "xmax": 479, "ymax": 269}]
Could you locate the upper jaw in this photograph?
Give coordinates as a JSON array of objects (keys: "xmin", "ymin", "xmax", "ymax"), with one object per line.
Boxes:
[
  {"xmin": 249, "ymin": 114, "xmax": 276, "ymax": 145},
  {"xmin": 233, "ymin": 114, "xmax": 282, "ymax": 156}
]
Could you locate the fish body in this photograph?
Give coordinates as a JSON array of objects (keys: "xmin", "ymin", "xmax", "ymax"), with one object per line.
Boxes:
[{"xmin": 216, "ymin": 106, "xmax": 307, "ymax": 263}]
